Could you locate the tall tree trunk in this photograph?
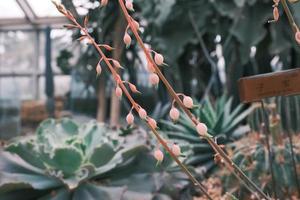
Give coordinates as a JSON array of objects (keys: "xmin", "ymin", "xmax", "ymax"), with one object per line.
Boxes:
[
  {"xmin": 109, "ymin": 10, "xmax": 126, "ymax": 127},
  {"xmin": 96, "ymin": 75, "xmax": 106, "ymax": 122}
]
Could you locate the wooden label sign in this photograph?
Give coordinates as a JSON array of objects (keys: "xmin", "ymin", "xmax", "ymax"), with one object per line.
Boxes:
[{"xmin": 238, "ymin": 68, "xmax": 300, "ymax": 103}]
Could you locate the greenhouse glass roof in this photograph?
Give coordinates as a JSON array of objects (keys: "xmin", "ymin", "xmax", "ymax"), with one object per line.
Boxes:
[{"xmin": 0, "ymin": 0, "xmax": 93, "ymax": 30}]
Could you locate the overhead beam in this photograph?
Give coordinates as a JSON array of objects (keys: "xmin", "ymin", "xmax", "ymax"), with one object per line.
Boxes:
[
  {"xmin": 15, "ymin": 0, "xmax": 36, "ymax": 24},
  {"xmin": 0, "ymin": 17, "xmax": 68, "ymax": 31}
]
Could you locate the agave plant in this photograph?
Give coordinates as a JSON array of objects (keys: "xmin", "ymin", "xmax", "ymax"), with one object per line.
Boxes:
[
  {"xmin": 160, "ymin": 95, "xmax": 254, "ymax": 175},
  {"xmin": 0, "ymin": 118, "xmax": 190, "ymax": 200}
]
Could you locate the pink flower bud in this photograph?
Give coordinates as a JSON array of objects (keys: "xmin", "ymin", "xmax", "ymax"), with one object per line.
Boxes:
[
  {"xmin": 273, "ymin": 7, "xmax": 279, "ymax": 21},
  {"xmin": 196, "ymin": 123, "xmax": 208, "ymax": 136},
  {"xmin": 169, "ymin": 107, "xmax": 180, "ymax": 121},
  {"xmin": 126, "ymin": 112, "xmax": 134, "ymax": 125},
  {"xmin": 112, "ymin": 60, "xmax": 122, "ymax": 69},
  {"xmin": 172, "ymin": 144, "xmax": 181, "ymax": 157},
  {"xmin": 96, "ymin": 63, "xmax": 102, "ymax": 75},
  {"xmin": 115, "ymin": 86, "xmax": 122, "ymax": 98},
  {"xmin": 125, "ymin": 0, "xmax": 134, "ymax": 11},
  {"xmin": 295, "ymin": 31, "xmax": 300, "ymax": 45},
  {"xmin": 154, "ymin": 53, "xmax": 164, "ymax": 66},
  {"xmin": 123, "ymin": 32, "xmax": 132, "ymax": 47},
  {"xmin": 133, "ymin": 20, "xmax": 140, "ymax": 30},
  {"xmin": 183, "ymin": 96, "xmax": 193, "ymax": 108},
  {"xmin": 148, "ymin": 118, "xmax": 157, "ymax": 129},
  {"xmin": 149, "ymin": 73, "xmax": 159, "ymax": 85},
  {"xmin": 154, "ymin": 149, "xmax": 164, "ymax": 162},
  {"xmin": 100, "ymin": 0, "xmax": 109, "ymax": 6},
  {"xmin": 138, "ymin": 108, "xmax": 147, "ymax": 119},
  {"xmin": 129, "ymin": 83, "xmax": 139, "ymax": 93}
]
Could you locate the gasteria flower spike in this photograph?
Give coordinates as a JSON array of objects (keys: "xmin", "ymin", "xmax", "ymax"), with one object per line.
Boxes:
[
  {"xmin": 149, "ymin": 73, "xmax": 159, "ymax": 85},
  {"xmin": 169, "ymin": 107, "xmax": 180, "ymax": 121},
  {"xmin": 123, "ymin": 32, "xmax": 132, "ymax": 47},
  {"xmin": 125, "ymin": 0, "xmax": 134, "ymax": 11},
  {"xmin": 148, "ymin": 118, "xmax": 157, "ymax": 129},
  {"xmin": 138, "ymin": 108, "xmax": 147, "ymax": 119},
  {"xmin": 115, "ymin": 86, "xmax": 123, "ymax": 98},
  {"xmin": 295, "ymin": 31, "xmax": 300, "ymax": 44},
  {"xmin": 154, "ymin": 149, "xmax": 164, "ymax": 162},
  {"xmin": 196, "ymin": 123, "xmax": 208, "ymax": 136},
  {"xmin": 172, "ymin": 144, "xmax": 181, "ymax": 157},
  {"xmin": 126, "ymin": 112, "xmax": 134, "ymax": 125},
  {"xmin": 183, "ymin": 96, "xmax": 194, "ymax": 109},
  {"xmin": 154, "ymin": 52, "xmax": 164, "ymax": 66}
]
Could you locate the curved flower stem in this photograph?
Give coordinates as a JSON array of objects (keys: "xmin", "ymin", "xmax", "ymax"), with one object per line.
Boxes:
[
  {"xmin": 118, "ymin": 0, "xmax": 270, "ymax": 199},
  {"xmin": 281, "ymin": 0, "xmax": 299, "ymax": 34},
  {"xmin": 53, "ymin": 4, "xmax": 213, "ymax": 199}
]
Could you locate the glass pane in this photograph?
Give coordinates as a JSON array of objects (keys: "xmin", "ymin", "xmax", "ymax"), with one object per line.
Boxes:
[
  {"xmin": 0, "ymin": 31, "xmax": 36, "ymax": 73},
  {"xmin": 0, "ymin": 0, "xmax": 25, "ymax": 18},
  {"xmin": 27, "ymin": 0, "xmax": 63, "ymax": 17}
]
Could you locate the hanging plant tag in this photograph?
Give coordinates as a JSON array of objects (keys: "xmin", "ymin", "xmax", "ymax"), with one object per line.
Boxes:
[{"xmin": 238, "ymin": 68, "xmax": 300, "ymax": 103}]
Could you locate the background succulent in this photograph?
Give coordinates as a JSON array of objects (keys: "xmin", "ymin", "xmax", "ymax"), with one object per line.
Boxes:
[
  {"xmin": 0, "ymin": 118, "xmax": 191, "ymax": 200},
  {"xmin": 223, "ymin": 132, "xmax": 300, "ymax": 199},
  {"xmin": 160, "ymin": 95, "xmax": 254, "ymax": 176}
]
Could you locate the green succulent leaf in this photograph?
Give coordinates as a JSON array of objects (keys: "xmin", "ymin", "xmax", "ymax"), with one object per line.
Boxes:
[{"xmin": 49, "ymin": 147, "xmax": 83, "ymax": 176}]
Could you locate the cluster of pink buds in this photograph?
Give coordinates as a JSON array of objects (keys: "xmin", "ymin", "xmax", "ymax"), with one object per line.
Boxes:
[{"xmin": 154, "ymin": 143, "xmax": 181, "ymax": 163}]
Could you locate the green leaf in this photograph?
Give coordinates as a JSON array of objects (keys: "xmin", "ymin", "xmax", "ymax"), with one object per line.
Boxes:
[
  {"xmin": 50, "ymin": 147, "xmax": 83, "ymax": 175},
  {"xmin": 89, "ymin": 143, "xmax": 115, "ymax": 167}
]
